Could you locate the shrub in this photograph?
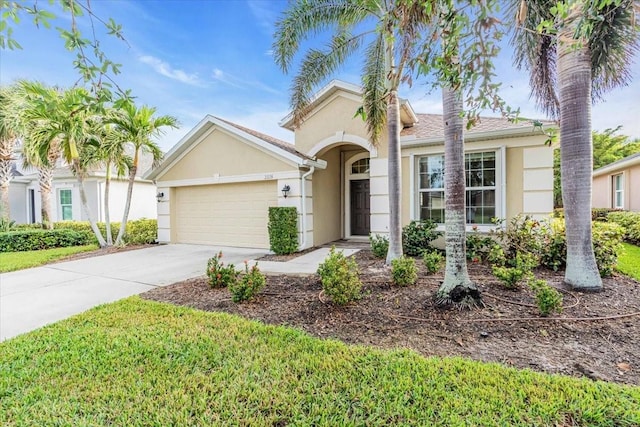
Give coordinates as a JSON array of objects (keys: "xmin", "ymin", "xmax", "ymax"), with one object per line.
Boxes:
[
  {"xmin": 369, "ymin": 234, "xmax": 389, "ymax": 258},
  {"xmin": 0, "ymin": 229, "xmax": 91, "ymax": 252},
  {"xmin": 0, "ymin": 217, "xmax": 16, "ymax": 232},
  {"xmin": 124, "ymin": 219, "xmax": 157, "ymax": 244},
  {"xmin": 391, "ymin": 256, "xmax": 418, "ymax": 286},
  {"xmin": 206, "ymin": 251, "xmax": 238, "ymax": 288},
  {"xmin": 466, "ymin": 232, "xmax": 497, "ymax": 262},
  {"xmin": 528, "ymin": 278, "xmax": 563, "ymax": 316},
  {"xmin": 554, "ymin": 207, "xmax": 622, "ymax": 221},
  {"xmin": 492, "ymin": 266, "xmax": 527, "ymax": 289},
  {"xmin": 607, "ymin": 211, "xmax": 640, "ymax": 245},
  {"xmin": 402, "ymin": 220, "xmax": 439, "ymax": 256},
  {"xmin": 592, "ymin": 222, "xmax": 624, "ymax": 277},
  {"xmin": 229, "ymin": 261, "xmax": 266, "ymax": 303},
  {"xmin": 317, "ymin": 247, "xmax": 362, "ymax": 305},
  {"xmin": 54, "ymin": 221, "xmax": 116, "ymax": 242},
  {"xmin": 268, "ymin": 207, "xmax": 298, "ymax": 255},
  {"xmin": 422, "ymin": 250, "xmax": 444, "ymax": 274}
]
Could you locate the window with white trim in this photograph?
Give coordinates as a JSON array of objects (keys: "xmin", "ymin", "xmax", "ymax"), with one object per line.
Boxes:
[
  {"xmin": 59, "ymin": 189, "xmax": 73, "ymax": 221},
  {"xmin": 417, "ymin": 151, "xmax": 497, "ymax": 225},
  {"xmin": 613, "ymin": 174, "xmax": 624, "ymax": 209}
]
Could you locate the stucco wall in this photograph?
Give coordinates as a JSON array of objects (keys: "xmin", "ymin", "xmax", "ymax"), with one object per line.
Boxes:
[
  {"xmin": 101, "ymin": 180, "xmax": 157, "ymax": 221},
  {"xmin": 592, "ymin": 174, "xmax": 610, "ymax": 208},
  {"xmin": 592, "ymin": 163, "xmax": 640, "ymax": 211},
  {"xmin": 312, "ymin": 147, "xmax": 342, "ymax": 245},
  {"xmin": 159, "ymin": 128, "xmax": 295, "ymax": 182},
  {"xmin": 8, "ymin": 181, "xmax": 27, "ymax": 223},
  {"xmin": 293, "ymin": 93, "xmax": 385, "ymax": 157}
]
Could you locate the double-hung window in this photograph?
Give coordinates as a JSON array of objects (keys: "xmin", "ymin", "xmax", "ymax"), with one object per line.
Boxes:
[
  {"xmin": 417, "ymin": 151, "xmax": 498, "ymax": 225},
  {"xmin": 613, "ymin": 174, "xmax": 624, "ymax": 209},
  {"xmin": 59, "ymin": 189, "xmax": 73, "ymax": 221}
]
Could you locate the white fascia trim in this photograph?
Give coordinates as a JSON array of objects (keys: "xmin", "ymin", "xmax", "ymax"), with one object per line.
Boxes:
[
  {"xmin": 147, "ymin": 115, "xmax": 307, "ymax": 181},
  {"xmin": 279, "ymin": 80, "xmax": 363, "ymax": 129},
  {"xmin": 593, "ymin": 153, "xmax": 640, "ymax": 177},
  {"xmin": 400, "ymin": 99, "xmax": 418, "ymax": 125},
  {"xmin": 400, "ymin": 125, "xmax": 554, "ymax": 147},
  {"xmin": 303, "ymin": 158, "xmax": 327, "ymax": 170},
  {"xmin": 158, "ymin": 170, "xmax": 302, "ymax": 188}
]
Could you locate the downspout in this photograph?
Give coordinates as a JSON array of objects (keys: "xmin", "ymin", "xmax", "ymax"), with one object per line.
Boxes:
[{"xmin": 300, "ymin": 166, "xmax": 315, "ymax": 250}]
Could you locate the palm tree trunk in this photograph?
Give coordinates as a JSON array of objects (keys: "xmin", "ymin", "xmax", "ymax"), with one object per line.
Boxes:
[
  {"xmin": 557, "ymin": 20, "xmax": 602, "ymax": 291},
  {"xmin": 385, "ymin": 89, "xmax": 403, "ymax": 264},
  {"xmin": 436, "ymin": 85, "xmax": 481, "ymax": 307},
  {"xmin": 115, "ymin": 160, "xmax": 137, "ymax": 246},
  {"xmin": 38, "ymin": 166, "xmax": 54, "ymax": 229},
  {"xmin": 73, "ymin": 160, "xmax": 107, "ymax": 248},
  {"xmin": 104, "ymin": 162, "xmax": 113, "ymax": 246},
  {"xmin": 0, "ymin": 159, "xmax": 11, "ymax": 221}
]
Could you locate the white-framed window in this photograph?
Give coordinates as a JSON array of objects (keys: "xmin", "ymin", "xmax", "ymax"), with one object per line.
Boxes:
[
  {"xmin": 613, "ymin": 174, "xmax": 624, "ymax": 209},
  {"xmin": 59, "ymin": 189, "xmax": 73, "ymax": 221},
  {"xmin": 351, "ymin": 158, "xmax": 370, "ymax": 174},
  {"xmin": 416, "ymin": 150, "xmax": 498, "ymax": 225}
]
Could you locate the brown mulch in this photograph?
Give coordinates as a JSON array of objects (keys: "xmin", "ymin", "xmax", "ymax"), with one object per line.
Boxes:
[
  {"xmin": 141, "ymin": 250, "xmax": 640, "ymax": 386},
  {"xmin": 53, "ymin": 244, "xmax": 156, "ymax": 263}
]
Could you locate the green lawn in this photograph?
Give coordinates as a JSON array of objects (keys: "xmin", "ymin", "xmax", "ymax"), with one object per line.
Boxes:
[
  {"xmin": 618, "ymin": 242, "xmax": 640, "ymax": 281},
  {"xmin": 1, "ymin": 298, "xmax": 638, "ymax": 426},
  {"xmin": 0, "ymin": 244, "xmax": 98, "ymax": 272}
]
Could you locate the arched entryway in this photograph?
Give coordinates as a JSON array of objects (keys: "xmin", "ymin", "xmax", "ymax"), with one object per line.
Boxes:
[{"xmin": 345, "ymin": 152, "xmax": 370, "ymax": 237}]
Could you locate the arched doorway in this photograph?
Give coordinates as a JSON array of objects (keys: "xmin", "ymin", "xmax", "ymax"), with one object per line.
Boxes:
[{"xmin": 345, "ymin": 152, "xmax": 370, "ymax": 237}]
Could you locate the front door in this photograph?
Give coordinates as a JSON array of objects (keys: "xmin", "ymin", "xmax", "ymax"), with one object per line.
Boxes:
[{"xmin": 350, "ymin": 179, "xmax": 370, "ymax": 236}]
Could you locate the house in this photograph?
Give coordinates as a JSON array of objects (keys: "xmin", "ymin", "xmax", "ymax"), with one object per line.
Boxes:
[
  {"xmin": 146, "ymin": 80, "xmax": 554, "ymax": 250},
  {"xmin": 592, "ymin": 152, "xmax": 640, "ymax": 211},
  {"xmin": 8, "ymin": 150, "xmax": 157, "ymax": 224}
]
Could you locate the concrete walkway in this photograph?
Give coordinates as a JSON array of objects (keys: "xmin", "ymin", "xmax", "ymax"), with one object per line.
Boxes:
[{"xmin": 0, "ymin": 244, "xmax": 359, "ymax": 342}]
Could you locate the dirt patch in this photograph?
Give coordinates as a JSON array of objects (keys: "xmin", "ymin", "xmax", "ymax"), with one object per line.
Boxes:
[
  {"xmin": 54, "ymin": 244, "xmax": 156, "ymax": 263},
  {"xmin": 142, "ymin": 250, "xmax": 640, "ymax": 386}
]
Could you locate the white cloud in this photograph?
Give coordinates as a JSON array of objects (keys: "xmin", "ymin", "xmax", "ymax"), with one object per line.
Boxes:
[
  {"xmin": 139, "ymin": 55, "xmax": 203, "ymax": 86},
  {"xmin": 247, "ymin": 0, "xmax": 278, "ymax": 34},
  {"xmin": 211, "ymin": 67, "xmax": 280, "ymax": 94}
]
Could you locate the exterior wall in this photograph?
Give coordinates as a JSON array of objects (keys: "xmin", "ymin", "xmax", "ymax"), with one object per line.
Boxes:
[
  {"xmin": 159, "ymin": 128, "xmax": 295, "ymax": 182},
  {"xmin": 401, "ymin": 134, "xmax": 553, "ymax": 229},
  {"xmin": 592, "ymin": 163, "xmax": 640, "ymax": 211},
  {"xmin": 312, "ymin": 147, "xmax": 342, "ymax": 246},
  {"xmin": 100, "ymin": 180, "xmax": 157, "ymax": 221},
  {"xmin": 8, "ymin": 181, "xmax": 27, "ymax": 223},
  {"xmin": 293, "ymin": 93, "xmax": 386, "ymax": 157},
  {"xmin": 51, "ymin": 180, "xmax": 87, "ymax": 222}
]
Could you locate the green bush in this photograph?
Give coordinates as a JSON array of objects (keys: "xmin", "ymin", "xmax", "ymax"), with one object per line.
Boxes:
[
  {"xmin": 369, "ymin": 234, "xmax": 389, "ymax": 258},
  {"xmin": 54, "ymin": 221, "xmax": 117, "ymax": 242},
  {"xmin": 317, "ymin": 247, "xmax": 362, "ymax": 305},
  {"xmin": 268, "ymin": 207, "xmax": 298, "ymax": 255},
  {"xmin": 593, "ymin": 222, "xmax": 625, "ymax": 277},
  {"xmin": 529, "ymin": 278, "xmax": 563, "ymax": 316},
  {"xmin": 0, "ymin": 229, "xmax": 91, "ymax": 252},
  {"xmin": 492, "ymin": 266, "xmax": 527, "ymax": 289},
  {"xmin": 0, "ymin": 217, "xmax": 16, "ymax": 232},
  {"xmin": 466, "ymin": 232, "xmax": 498, "ymax": 262},
  {"xmin": 206, "ymin": 251, "xmax": 238, "ymax": 288},
  {"xmin": 607, "ymin": 211, "xmax": 640, "ymax": 245},
  {"xmin": 422, "ymin": 250, "xmax": 444, "ymax": 274},
  {"xmin": 402, "ymin": 220, "xmax": 439, "ymax": 256},
  {"xmin": 125, "ymin": 219, "xmax": 157, "ymax": 244},
  {"xmin": 391, "ymin": 256, "xmax": 418, "ymax": 286},
  {"xmin": 553, "ymin": 207, "xmax": 622, "ymax": 221},
  {"xmin": 229, "ymin": 262, "xmax": 266, "ymax": 303}
]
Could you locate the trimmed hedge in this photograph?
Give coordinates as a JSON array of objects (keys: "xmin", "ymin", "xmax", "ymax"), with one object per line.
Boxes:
[
  {"xmin": 54, "ymin": 219, "xmax": 158, "ymax": 245},
  {"xmin": 553, "ymin": 207, "xmax": 623, "ymax": 221},
  {"xmin": 268, "ymin": 207, "xmax": 298, "ymax": 255},
  {"xmin": 0, "ymin": 229, "xmax": 91, "ymax": 252},
  {"xmin": 607, "ymin": 211, "xmax": 640, "ymax": 245}
]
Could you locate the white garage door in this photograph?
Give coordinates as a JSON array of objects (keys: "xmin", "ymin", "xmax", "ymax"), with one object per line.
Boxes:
[{"xmin": 174, "ymin": 181, "xmax": 277, "ymax": 248}]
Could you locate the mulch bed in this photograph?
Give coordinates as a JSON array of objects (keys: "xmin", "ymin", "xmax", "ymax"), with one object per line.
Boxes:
[
  {"xmin": 54, "ymin": 244, "xmax": 157, "ymax": 263},
  {"xmin": 142, "ymin": 250, "xmax": 640, "ymax": 386}
]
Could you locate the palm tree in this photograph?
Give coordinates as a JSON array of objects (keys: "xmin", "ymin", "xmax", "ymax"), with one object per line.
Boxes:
[
  {"xmin": 274, "ymin": 0, "xmax": 429, "ymax": 263},
  {"xmin": 20, "ymin": 82, "xmax": 108, "ymax": 246},
  {"xmin": 0, "ymin": 85, "xmax": 19, "ymax": 221},
  {"xmin": 108, "ymin": 101, "xmax": 177, "ymax": 245},
  {"xmin": 511, "ymin": 0, "xmax": 638, "ymax": 291}
]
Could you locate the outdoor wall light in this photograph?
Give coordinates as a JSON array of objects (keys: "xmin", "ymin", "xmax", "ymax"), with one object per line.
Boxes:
[
  {"xmin": 156, "ymin": 192, "xmax": 165, "ymax": 202},
  {"xmin": 281, "ymin": 185, "xmax": 291, "ymax": 198}
]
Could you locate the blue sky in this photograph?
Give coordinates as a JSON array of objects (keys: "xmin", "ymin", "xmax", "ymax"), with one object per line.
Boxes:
[{"xmin": 1, "ymin": 0, "xmax": 639, "ymax": 152}]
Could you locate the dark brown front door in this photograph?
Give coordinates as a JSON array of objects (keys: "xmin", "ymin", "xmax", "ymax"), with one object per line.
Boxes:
[{"xmin": 350, "ymin": 179, "xmax": 370, "ymax": 236}]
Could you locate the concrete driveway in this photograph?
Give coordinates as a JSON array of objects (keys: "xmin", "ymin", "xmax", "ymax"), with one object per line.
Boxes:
[{"xmin": 0, "ymin": 244, "xmax": 266, "ymax": 342}]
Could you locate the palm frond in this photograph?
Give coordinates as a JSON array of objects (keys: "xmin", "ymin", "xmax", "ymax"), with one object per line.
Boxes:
[
  {"xmin": 361, "ymin": 32, "xmax": 387, "ymax": 145},
  {"xmin": 273, "ymin": 0, "xmax": 371, "ymax": 72}
]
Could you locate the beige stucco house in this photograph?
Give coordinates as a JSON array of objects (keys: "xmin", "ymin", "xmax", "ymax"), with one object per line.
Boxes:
[
  {"xmin": 147, "ymin": 80, "xmax": 554, "ymax": 250},
  {"xmin": 592, "ymin": 152, "xmax": 640, "ymax": 211}
]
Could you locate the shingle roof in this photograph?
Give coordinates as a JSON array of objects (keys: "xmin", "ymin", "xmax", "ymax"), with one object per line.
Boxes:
[
  {"xmin": 401, "ymin": 114, "xmax": 553, "ymax": 139},
  {"xmin": 216, "ymin": 117, "xmax": 313, "ymax": 161}
]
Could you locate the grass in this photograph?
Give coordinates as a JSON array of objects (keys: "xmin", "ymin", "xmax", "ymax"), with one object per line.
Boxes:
[
  {"xmin": 0, "ymin": 244, "xmax": 98, "ymax": 272},
  {"xmin": 1, "ymin": 298, "xmax": 638, "ymax": 426},
  {"xmin": 618, "ymin": 242, "xmax": 640, "ymax": 281}
]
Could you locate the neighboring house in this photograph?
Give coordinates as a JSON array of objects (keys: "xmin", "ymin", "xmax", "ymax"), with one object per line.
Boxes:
[
  {"xmin": 592, "ymin": 152, "xmax": 640, "ymax": 211},
  {"xmin": 147, "ymin": 80, "xmax": 554, "ymax": 250},
  {"xmin": 8, "ymin": 151, "xmax": 157, "ymax": 224}
]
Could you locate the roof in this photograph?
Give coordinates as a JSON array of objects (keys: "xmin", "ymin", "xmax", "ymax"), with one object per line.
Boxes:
[
  {"xmin": 401, "ymin": 114, "xmax": 555, "ymax": 141},
  {"xmin": 593, "ymin": 152, "xmax": 640, "ymax": 177},
  {"xmin": 146, "ymin": 115, "xmax": 324, "ymax": 181},
  {"xmin": 216, "ymin": 117, "xmax": 312, "ymax": 161}
]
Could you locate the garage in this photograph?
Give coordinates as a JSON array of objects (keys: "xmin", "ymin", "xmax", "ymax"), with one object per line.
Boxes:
[{"xmin": 173, "ymin": 181, "xmax": 277, "ymax": 248}]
